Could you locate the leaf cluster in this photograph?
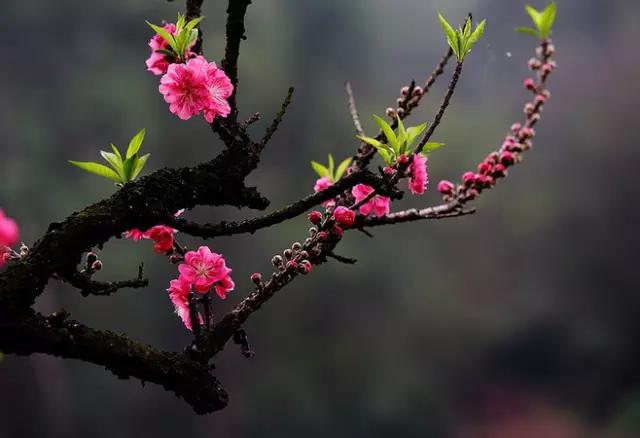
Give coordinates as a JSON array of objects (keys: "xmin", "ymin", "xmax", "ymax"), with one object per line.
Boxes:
[
  {"xmin": 517, "ymin": 3, "xmax": 557, "ymax": 39},
  {"xmin": 310, "ymin": 154, "xmax": 352, "ymax": 183},
  {"xmin": 438, "ymin": 14, "xmax": 486, "ymax": 62},
  {"xmin": 69, "ymin": 129, "xmax": 150, "ymax": 185},
  {"xmin": 357, "ymin": 116, "xmax": 444, "ymax": 165},
  {"xmin": 146, "ymin": 14, "xmax": 203, "ymax": 61}
]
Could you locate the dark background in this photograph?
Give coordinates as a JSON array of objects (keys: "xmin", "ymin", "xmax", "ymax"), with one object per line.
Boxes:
[{"xmin": 1, "ymin": 0, "xmax": 639, "ymax": 437}]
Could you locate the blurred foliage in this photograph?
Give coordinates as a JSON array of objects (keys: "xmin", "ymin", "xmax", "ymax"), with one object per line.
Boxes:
[{"xmin": 1, "ymin": 0, "xmax": 640, "ymax": 437}]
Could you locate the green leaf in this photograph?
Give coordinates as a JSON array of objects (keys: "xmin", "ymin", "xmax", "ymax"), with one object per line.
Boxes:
[
  {"xmin": 311, "ymin": 161, "xmax": 330, "ymax": 178},
  {"xmin": 176, "ymin": 13, "xmax": 186, "ymax": 32},
  {"xmin": 111, "ymin": 144, "xmax": 123, "ymax": 162},
  {"xmin": 146, "ymin": 22, "xmax": 178, "ymax": 53},
  {"xmin": 130, "ymin": 154, "xmax": 150, "ymax": 181},
  {"xmin": 396, "ymin": 117, "xmax": 408, "ymax": 153},
  {"xmin": 335, "ymin": 157, "xmax": 352, "ymax": 181},
  {"xmin": 406, "ymin": 123, "xmax": 427, "ymax": 147},
  {"xmin": 373, "ymin": 115, "xmax": 398, "ymax": 151},
  {"xmin": 100, "ymin": 151, "xmax": 124, "ymax": 177},
  {"xmin": 69, "ymin": 161, "xmax": 122, "ymax": 183},
  {"xmin": 122, "ymin": 157, "xmax": 136, "ymax": 182},
  {"xmin": 126, "ymin": 129, "xmax": 146, "ymax": 159},
  {"xmin": 327, "ymin": 153, "xmax": 335, "ymax": 177},
  {"xmin": 539, "ymin": 2, "xmax": 557, "ymax": 38},
  {"xmin": 438, "ymin": 13, "xmax": 461, "ymax": 60},
  {"xmin": 356, "ymin": 135, "xmax": 384, "ymax": 149},
  {"xmin": 464, "ymin": 19, "xmax": 486, "ymax": 55},
  {"xmin": 516, "ymin": 26, "xmax": 541, "ymax": 38},
  {"xmin": 525, "ymin": 5, "xmax": 543, "ymax": 28},
  {"xmin": 377, "ymin": 148, "xmax": 393, "ymax": 165},
  {"xmin": 155, "ymin": 48, "xmax": 176, "ymax": 57},
  {"xmin": 185, "ymin": 16, "xmax": 204, "ymax": 33},
  {"xmin": 421, "ymin": 142, "xmax": 446, "ymax": 154}
]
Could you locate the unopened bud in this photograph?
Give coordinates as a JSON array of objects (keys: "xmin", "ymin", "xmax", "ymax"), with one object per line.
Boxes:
[
  {"xmin": 91, "ymin": 260, "xmax": 103, "ymax": 272},
  {"xmin": 400, "ymin": 86, "xmax": 410, "ymax": 96},
  {"xmin": 385, "ymin": 107, "xmax": 396, "ymax": 118},
  {"xmin": 437, "ymin": 180, "xmax": 455, "ymax": 195},
  {"xmin": 250, "ymin": 272, "xmax": 263, "ymax": 285},
  {"xmin": 271, "ymin": 255, "xmax": 283, "ymax": 267},
  {"xmin": 291, "ymin": 242, "xmax": 302, "ymax": 252}
]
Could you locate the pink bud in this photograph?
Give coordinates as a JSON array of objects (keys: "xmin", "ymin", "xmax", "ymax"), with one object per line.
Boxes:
[
  {"xmin": 485, "ymin": 152, "xmax": 499, "ymax": 164},
  {"xmin": 511, "ymin": 123, "xmax": 522, "ymax": 134},
  {"xmin": 383, "ymin": 166, "xmax": 396, "ymax": 175},
  {"xmin": 524, "ymin": 103, "xmax": 535, "ymax": 115},
  {"xmin": 542, "ymin": 63, "xmax": 555, "ymax": 74},
  {"xmin": 400, "ymin": 86, "xmax": 410, "ymax": 96},
  {"xmin": 286, "ymin": 260, "xmax": 298, "ymax": 270},
  {"xmin": 385, "ymin": 107, "xmax": 396, "ymax": 118},
  {"xmin": 437, "ymin": 180, "xmax": 455, "ymax": 194},
  {"xmin": 520, "ymin": 127, "xmax": 535, "ymax": 139},
  {"xmin": 317, "ymin": 231, "xmax": 329, "ymax": 240},
  {"xmin": 332, "ymin": 225, "xmax": 344, "ymax": 237},
  {"xmin": 535, "ymin": 94, "xmax": 547, "ymax": 104},
  {"xmin": 398, "ymin": 154, "xmax": 409, "ymax": 164},
  {"xmin": 462, "ymin": 171, "xmax": 477, "ymax": 185},
  {"xmin": 412, "ymin": 86, "xmax": 424, "ymax": 97},
  {"xmin": 493, "ymin": 163, "xmax": 506, "ymax": 176},
  {"xmin": 478, "ymin": 162, "xmax": 492, "ymax": 175},
  {"xmin": 500, "ymin": 151, "xmax": 516, "ymax": 165},
  {"xmin": 466, "ymin": 188, "xmax": 480, "ymax": 200},
  {"xmin": 523, "ymin": 78, "xmax": 536, "ymax": 90},
  {"xmin": 250, "ymin": 272, "xmax": 262, "ymax": 285},
  {"xmin": 528, "ymin": 58, "xmax": 541, "ymax": 70},
  {"xmin": 333, "ymin": 206, "xmax": 356, "ymax": 228},
  {"xmin": 308, "ymin": 210, "xmax": 323, "ymax": 225},
  {"xmin": 300, "ymin": 260, "xmax": 312, "ymax": 274}
]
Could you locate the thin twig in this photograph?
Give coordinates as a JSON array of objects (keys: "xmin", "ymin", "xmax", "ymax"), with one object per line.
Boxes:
[
  {"xmin": 262, "ymin": 87, "xmax": 295, "ymax": 145},
  {"xmin": 345, "ymin": 81, "xmax": 365, "ymax": 136}
]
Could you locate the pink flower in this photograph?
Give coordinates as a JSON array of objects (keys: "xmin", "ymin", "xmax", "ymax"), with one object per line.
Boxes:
[
  {"xmin": 333, "ymin": 206, "xmax": 355, "ymax": 228},
  {"xmin": 159, "ymin": 57, "xmax": 212, "ymax": 120},
  {"xmin": 167, "ymin": 278, "xmax": 202, "ymax": 330},
  {"xmin": 123, "ymin": 228, "xmax": 146, "ymax": 241},
  {"xmin": 0, "ymin": 209, "xmax": 19, "ymax": 267},
  {"xmin": 314, "ymin": 176, "xmax": 335, "ymax": 207},
  {"xmin": 146, "ymin": 23, "xmax": 195, "ymax": 76},
  {"xmin": 351, "ymin": 184, "xmax": 390, "ymax": 217},
  {"xmin": 202, "ymin": 63, "xmax": 234, "ymax": 123},
  {"xmin": 408, "ymin": 154, "xmax": 428, "ymax": 195},
  {"xmin": 314, "ymin": 176, "xmax": 333, "ymax": 193},
  {"xmin": 214, "ymin": 275, "xmax": 235, "ymax": 300},
  {"xmin": 144, "ymin": 225, "xmax": 176, "ymax": 254},
  {"xmin": 178, "ymin": 246, "xmax": 231, "ymax": 293}
]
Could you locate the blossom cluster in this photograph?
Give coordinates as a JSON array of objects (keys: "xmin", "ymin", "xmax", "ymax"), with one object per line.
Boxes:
[
  {"xmin": 0, "ymin": 209, "xmax": 19, "ymax": 266},
  {"xmin": 168, "ymin": 246, "xmax": 235, "ymax": 330},
  {"xmin": 437, "ymin": 42, "xmax": 555, "ymax": 201},
  {"xmin": 146, "ymin": 23, "xmax": 233, "ymax": 122}
]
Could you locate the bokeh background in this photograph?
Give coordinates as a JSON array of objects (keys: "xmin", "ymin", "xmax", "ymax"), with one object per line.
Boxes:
[{"xmin": 1, "ymin": 0, "xmax": 639, "ymax": 437}]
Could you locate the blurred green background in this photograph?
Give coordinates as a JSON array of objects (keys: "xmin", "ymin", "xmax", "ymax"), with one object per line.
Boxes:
[{"xmin": 1, "ymin": 0, "xmax": 639, "ymax": 437}]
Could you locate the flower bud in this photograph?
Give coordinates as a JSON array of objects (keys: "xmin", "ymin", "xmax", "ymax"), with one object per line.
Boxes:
[
  {"xmin": 317, "ymin": 231, "xmax": 329, "ymax": 240},
  {"xmin": 291, "ymin": 242, "xmax": 302, "ymax": 252},
  {"xmin": 396, "ymin": 98, "xmax": 405, "ymax": 106},
  {"xmin": 332, "ymin": 225, "xmax": 344, "ymax": 237},
  {"xmin": 385, "ymin": 107, "xmax": 396, "ymax": 118},
  {"xmin": 308, "ymin": 227, "xmax": 318, "ymax": 236},
  {"xmin": 91, "ymin": 260, "xmax": 103, "ymax": 272},
  {"xmin": 271, "ymin": 255, "xmax": 283, "ymax": 267},
  {"xmin": 250, "ymin": 272, "xmax": 262, "ymax": 285},
  {"xmin": 462, "ymin": 171, "xmax": 477, "ymax": 185},
  {"xmin": 542, "ymin": 63, "xmax": 555, "ymax": 74},
  {"xmin": 544, "ymin": 44, "xmax": 555, "ymax": 56},
  {"xmin": 437, "ymin": 180, "xmax": 455, "ymax": 194},
  {"xmin": 524, "ymin": 103, "xmax": 535, "ymax": 115},
  {"xmin": 523, "ymin": 78, "xmax": 536, "ymax": 91},
  {"xmin": 478, "ymin": 162, "xmax": 492, "ymax": 175},
  {"xmin": 400, "ymin": 86, "xmax": 410, "ymax": 96},
  {"xmin": 500, "ymin": 151, "xmax": 516, "ymax": 165},
  {"xmin": 412, "ymin": 86, "xmax": 424, "ymax": 97},
  {"xmin": 510, "ymin": 123, "xmax": 522, "ymax": 134},
  {"xmin": 86, "ymin": 252, "xmax": 98, "ymax": 264},
  {"xmin": 383, "ymin": 166, "xmax": 396, "ymax": 176},
  {"xmin": 299, "ymin": 260, "xmax": 312, "ymax": 274},
  {"xmin": 493, "ymin": 163, "xmax": 506, "ymax": 177},
  {"xmin": 298, "ymin": 250, "xmax": 309, "ymax": 260},
  {"xmin": 535, "ymin": 94, "xmax": 547, "ymax": 104},
  {"xmin": 528, "ymin": 58, "xmax": 541, "ymax": 70},
  {"xmin": 286, "ymin": 260, "xmax": 298, "ymax": 270},
  {"xmin": 398, "ymin": 154, "xmax": 409, "ymax": 164},
  {"xmin": 308, "ymin": 210, "xmax": 323, "ymax": 225},
  {"xmin": 396, "ymin": 108, "xmax": 405, "ymax": 117},
  {"xmin": 520, "ymin": 127, "xmax": 535, "ymax": 139},
  {"xmin": 333, "ymin": 206, "xmax": 356, "ymax": 228},
  {"xmin": 283, "ymin": 248, "xmax": 293, "ymax": 260}
]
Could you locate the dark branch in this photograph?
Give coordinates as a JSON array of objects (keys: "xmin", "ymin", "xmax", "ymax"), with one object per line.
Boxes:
[
  {"xmin": 63, "ymin": 264, "xmax": 148, "ymax": 297},
  {"xmin": 0, "ymin": 311, "xmax": 228, "ymax": 414},
  {"xmin": 262, "ymin": 87, "xmax": 295, "ymax": 145},
  {"xmin": 168, "ymin": 170, "xmax": 385, "ymax": 239}
]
